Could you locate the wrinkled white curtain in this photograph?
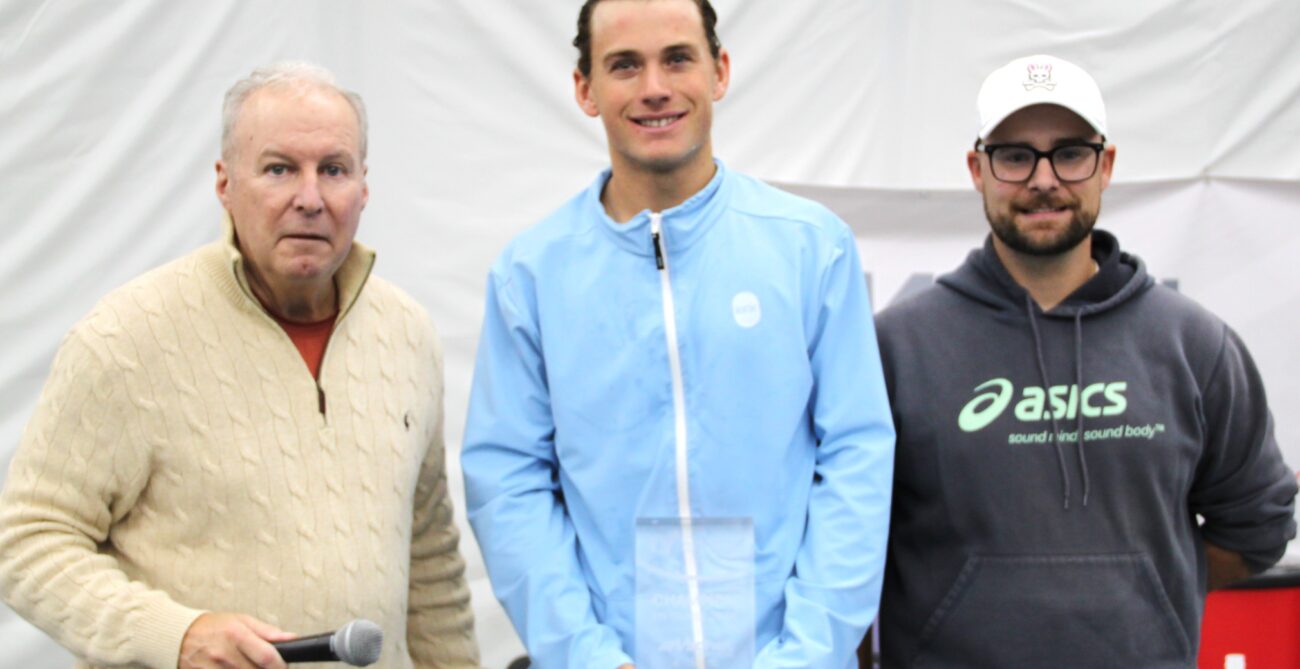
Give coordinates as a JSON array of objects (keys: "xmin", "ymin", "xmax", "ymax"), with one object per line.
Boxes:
[{"xmin": 2, "ymin": 1, "xmax": 1297, "ymax": 667}]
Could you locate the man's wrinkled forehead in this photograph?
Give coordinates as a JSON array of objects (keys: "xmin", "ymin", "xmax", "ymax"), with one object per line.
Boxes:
[{"xmin": 233, "ymin": 86, "xmax": 361, "ymax": 151}]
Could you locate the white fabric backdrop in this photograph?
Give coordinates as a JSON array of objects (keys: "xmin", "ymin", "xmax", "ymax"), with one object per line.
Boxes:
[{"xmin": 2, "ymin": 1, "xmax": 1297, "ymax": 667}]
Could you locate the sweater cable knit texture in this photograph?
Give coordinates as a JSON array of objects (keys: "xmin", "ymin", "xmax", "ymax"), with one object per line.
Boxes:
[{"xmin": 0, "ymin": 224, "xmax": 480, "ymax": 669}]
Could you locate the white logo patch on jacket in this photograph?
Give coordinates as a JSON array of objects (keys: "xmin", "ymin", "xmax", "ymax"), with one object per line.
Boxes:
[{"xmin": 732, "ymin": 291, "xmax": 761, "ymax": 328}]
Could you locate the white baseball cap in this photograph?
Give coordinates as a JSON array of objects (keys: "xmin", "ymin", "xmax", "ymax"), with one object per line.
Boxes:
[{"xmin": 977, "ymin": 54, "xmax": 1107, "ymax": 141}]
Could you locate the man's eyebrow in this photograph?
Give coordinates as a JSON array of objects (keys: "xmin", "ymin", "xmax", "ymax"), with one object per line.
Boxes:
[
  {"xmin": 600, "ymin": 42, "xmax": 699, "ymax": 66},
  {"xmin": 1051, "ymin": 136, "xmax": 1100, "ymax": 146},
  {"xmin": 257, "ymin": 149, "xmax": 356, "ymax": 164},
  {"xmin": 601, "ymin": 48, "xmax": 641, "ymax": 66},
  {"xmin": 320, "ymin": 151, "xmax": 356, "ymax": 164},
  {"xmin": 257, "ymin": 149, "xmax": 294, "ymax": 162}
]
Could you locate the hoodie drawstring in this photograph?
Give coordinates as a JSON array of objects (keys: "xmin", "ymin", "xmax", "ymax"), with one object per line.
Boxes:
[
  {"xmin": 1025, "ymin": 294, "xmax": 1093, "ymax": 509},
  {"xmin": 1025, "ymin": 294, "xmax": 1071, "ymax": 509},
  {"xmin": 1074, "ymin": 312, "xmax": 1091, "ymax": 507}
]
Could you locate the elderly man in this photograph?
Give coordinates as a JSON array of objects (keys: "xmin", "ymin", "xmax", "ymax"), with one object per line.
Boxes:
[
  {"xmin": 0, "ymin": 62, "xmax": 479, "ymax": 669},
  {"xmin": 875, "ymin": 54, "xmax": 1297, "ymax": 668},
  {"xmin": 461, "ymin": 1, "xmax": 895, "ymax": 668}
]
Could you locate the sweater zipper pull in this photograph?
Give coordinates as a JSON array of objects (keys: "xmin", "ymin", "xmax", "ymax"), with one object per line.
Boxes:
[{"xmin": 651, "ymin": 213, "xmax": 665, "ymax": 270}]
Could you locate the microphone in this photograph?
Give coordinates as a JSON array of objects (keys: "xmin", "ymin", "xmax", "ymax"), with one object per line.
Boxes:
[{"xmin": 272, "ymin": 619, "xmax": 383, "ymax": 666}]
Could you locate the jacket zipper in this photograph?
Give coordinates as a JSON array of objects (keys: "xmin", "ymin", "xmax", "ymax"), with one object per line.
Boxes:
[{"xmin": 651, "ymin": 212, "xmax": 706, "ymax": 669}]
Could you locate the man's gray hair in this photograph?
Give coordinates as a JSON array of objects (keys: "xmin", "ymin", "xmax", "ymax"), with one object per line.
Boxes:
[{"xmin": 221, "ymin": 61, "xmax": 368, "ymax": 160}]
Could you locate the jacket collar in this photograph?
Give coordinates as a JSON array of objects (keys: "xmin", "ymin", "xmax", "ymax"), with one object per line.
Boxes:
[{"xmin": 588, "ymin": 159, "xmax": 730, "ymax": 257}]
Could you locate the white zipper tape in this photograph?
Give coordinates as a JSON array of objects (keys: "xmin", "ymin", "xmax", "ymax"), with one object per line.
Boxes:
[{"xmin": 651, "ymin": 212, "xmax": 706, "ymax": 669}]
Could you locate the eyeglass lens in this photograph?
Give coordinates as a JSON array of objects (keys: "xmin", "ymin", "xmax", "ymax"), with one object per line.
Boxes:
[{"xmin": 991, "ymin": 145, "xmax": 1098, "ymax": 182}]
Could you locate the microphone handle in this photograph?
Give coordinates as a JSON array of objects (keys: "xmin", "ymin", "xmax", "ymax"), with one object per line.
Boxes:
[{"xmin": 273, "ymin": 631, "xmax": 338, "ymax": 663}]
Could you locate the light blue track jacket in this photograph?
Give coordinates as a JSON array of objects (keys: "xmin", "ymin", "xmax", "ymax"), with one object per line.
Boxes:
[{"xmin": 463, "ymin": 162, "xmax": 895, "ymax": 668}]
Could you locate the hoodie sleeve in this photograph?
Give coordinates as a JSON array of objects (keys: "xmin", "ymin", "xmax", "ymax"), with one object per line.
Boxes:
[
  {"xmin": 461, "ymin": 269, "xmax": 632, "ymax": 669},
  {"xmin": 754, "ymin": 226, "xmax": 896, "ymax": 668},
  {"xmin": 1189, "ymin": 326, "xmax": 1297, "ymax": 572}
]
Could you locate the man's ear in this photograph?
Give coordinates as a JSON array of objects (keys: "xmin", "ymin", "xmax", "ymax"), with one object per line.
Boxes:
[
  {"xmin": 967, "ymin": 149, "xmax": 985, "ymax": 192},
  {"xmin": 360, "ymin": 164, "xmax": 369, "ymax": 209},
  {"xmin": 215, "ymin": 160, "xmax": 231, "ymax": 207},
  {"xmin": 574, "ymin": 70, "xmax": 600, "ymax": 118},
  {"xmin": 712, "ymin": 48, "xmax": 731, "ymax": 101},
  {"xmin": 1098, "ymin": 144, "xmax": 1117, "ymax": 191}
]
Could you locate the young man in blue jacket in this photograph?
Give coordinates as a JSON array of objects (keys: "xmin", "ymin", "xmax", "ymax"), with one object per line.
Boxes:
[
  {"xmin": 875, "ymin": 55, "xmax": 1297, "ymax": 668},
  {"xmin": 461, "ymin": 1, "xmax": 895, "ymax": 667}
]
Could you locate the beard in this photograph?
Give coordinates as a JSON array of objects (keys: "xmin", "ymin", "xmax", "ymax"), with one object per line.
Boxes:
[{"xmin": 986, "ymin": 194, "xmax": 1099, "ymax": 256}]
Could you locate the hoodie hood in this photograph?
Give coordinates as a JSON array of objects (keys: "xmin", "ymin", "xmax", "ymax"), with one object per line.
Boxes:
[
  {"xmin": 938, "ymin": 229, "xmax": 1151, "ymax": 319},
  {"xmin": 937, "ymin": 229, "xmax": 1154, "ymax": 508}
]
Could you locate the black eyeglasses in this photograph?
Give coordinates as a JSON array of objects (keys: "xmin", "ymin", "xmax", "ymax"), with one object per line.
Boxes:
[{"xmin": 976, "ymin": 140, "xmax": 1105, "ymax": 183}]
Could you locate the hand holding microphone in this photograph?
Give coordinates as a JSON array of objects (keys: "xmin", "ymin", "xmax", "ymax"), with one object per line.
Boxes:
[
  {"xmin": 180, "ymin": 613, "xmax": 382, "ymax": 668},
  {"xmin": 272, "ymin": 618, "xmax": 383, "ymax": 666},
  {"xmin": 180, "ymin": 612, "xmax": 297, "ymax": 669}
]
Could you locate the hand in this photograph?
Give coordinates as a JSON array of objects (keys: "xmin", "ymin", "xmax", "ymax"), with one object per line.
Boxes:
[
  {"xmin": 1205, "ymin": 542, "xmax": 1253, "ymax": 590},
  {"xmin": 618, "ymin": 665, "xmax": 636, "ymax": 669},
  {"xmin": 179, "ymin": 612, "xmax": 297, "ymax": 669}
]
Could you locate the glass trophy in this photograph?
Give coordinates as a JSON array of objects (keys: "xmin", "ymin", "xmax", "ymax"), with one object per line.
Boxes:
[{"xmin": 635, "ymin": 517, "xmax": 755, "ymax": 669}]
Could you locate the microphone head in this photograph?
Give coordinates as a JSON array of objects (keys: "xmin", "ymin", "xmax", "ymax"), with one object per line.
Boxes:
[{"xmin": 331, "ymin": 619, "xmax": 383, "ymax": 666}]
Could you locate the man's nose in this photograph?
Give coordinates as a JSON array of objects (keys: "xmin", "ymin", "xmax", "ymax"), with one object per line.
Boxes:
[
  {"xmin": 639, "ymin": 64, "xmax": 671, "ymax": 105},
  {"xmin": 293, "ymin": 173, "xmax": 324, "ymax": 214},
  {"xmin": 1026, "ymin": 155, "xmax": 1060, "ymax": 191}
]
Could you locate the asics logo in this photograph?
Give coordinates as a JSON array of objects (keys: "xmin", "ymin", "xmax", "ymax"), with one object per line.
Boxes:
[
  {"xmin": 958, "ymin": 378, "xmax": 1015, "ymax": 432},
  {"xmin": 958, "ymin": 377, "xmax": 1128, "ymax": 432}
]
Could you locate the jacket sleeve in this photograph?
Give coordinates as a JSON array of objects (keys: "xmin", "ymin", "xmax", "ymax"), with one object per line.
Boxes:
[
  {"xmin": 755, "ymin": 227, "xmax": 896, "ymax": 668},
  {"xmin": 461, "ymin": 270, "xmax": 632, "ymax": 669},
  {"xmin": 0, "ymin": 323, "xmax": 205, "ymax": 669},
  {"xmin": 407, "ymin": 331, "xmax": 482, "ymax": 668},
  {"xmin": 1190, "ymin": 326, "xmax": 1297, "ymax": 571}
]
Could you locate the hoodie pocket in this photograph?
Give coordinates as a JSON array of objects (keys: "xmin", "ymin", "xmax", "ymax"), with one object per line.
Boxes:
[{"xmin": 910, "ymin": 553, "xmax": 1190, "ymax": 669}]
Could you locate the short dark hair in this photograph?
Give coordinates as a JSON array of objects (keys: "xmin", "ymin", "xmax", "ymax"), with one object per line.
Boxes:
[{"xmin": 574, "ymin": 0, "xmax": 722, "ymax": 78}]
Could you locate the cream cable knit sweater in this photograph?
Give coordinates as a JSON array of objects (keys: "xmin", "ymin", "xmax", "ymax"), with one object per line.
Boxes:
[{"xmin": 0, "ymin": 229, "xmax": 479, "ymax": 669}]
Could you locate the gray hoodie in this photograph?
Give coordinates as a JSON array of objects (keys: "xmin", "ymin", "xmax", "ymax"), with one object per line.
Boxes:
[{"xmin": 875, "ymin": 230, "xmax": 1296, "ymax": 668}]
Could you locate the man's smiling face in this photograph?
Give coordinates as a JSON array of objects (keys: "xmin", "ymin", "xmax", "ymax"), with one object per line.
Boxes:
[
  {"xmin": 574, "ymin": 0, "xmax": 730, "ymax": 177},
  {"xmin": 969, "ymin": 104, "xmax": 1114, "ymax": 256}
]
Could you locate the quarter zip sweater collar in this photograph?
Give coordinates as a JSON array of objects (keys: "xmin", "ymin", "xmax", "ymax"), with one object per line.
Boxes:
[
  {"xmin": 209, "ymin": 213, "xmax": 377, "ymax": 324},
  {"xmin": 589, "ymin": 160, "xmax": 729, "ymax": 257}
]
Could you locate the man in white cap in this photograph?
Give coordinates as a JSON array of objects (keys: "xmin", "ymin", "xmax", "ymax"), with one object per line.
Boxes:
[{"xmin": 872, "ymin": 55, "xmax": 1296, "ymax": 667}]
